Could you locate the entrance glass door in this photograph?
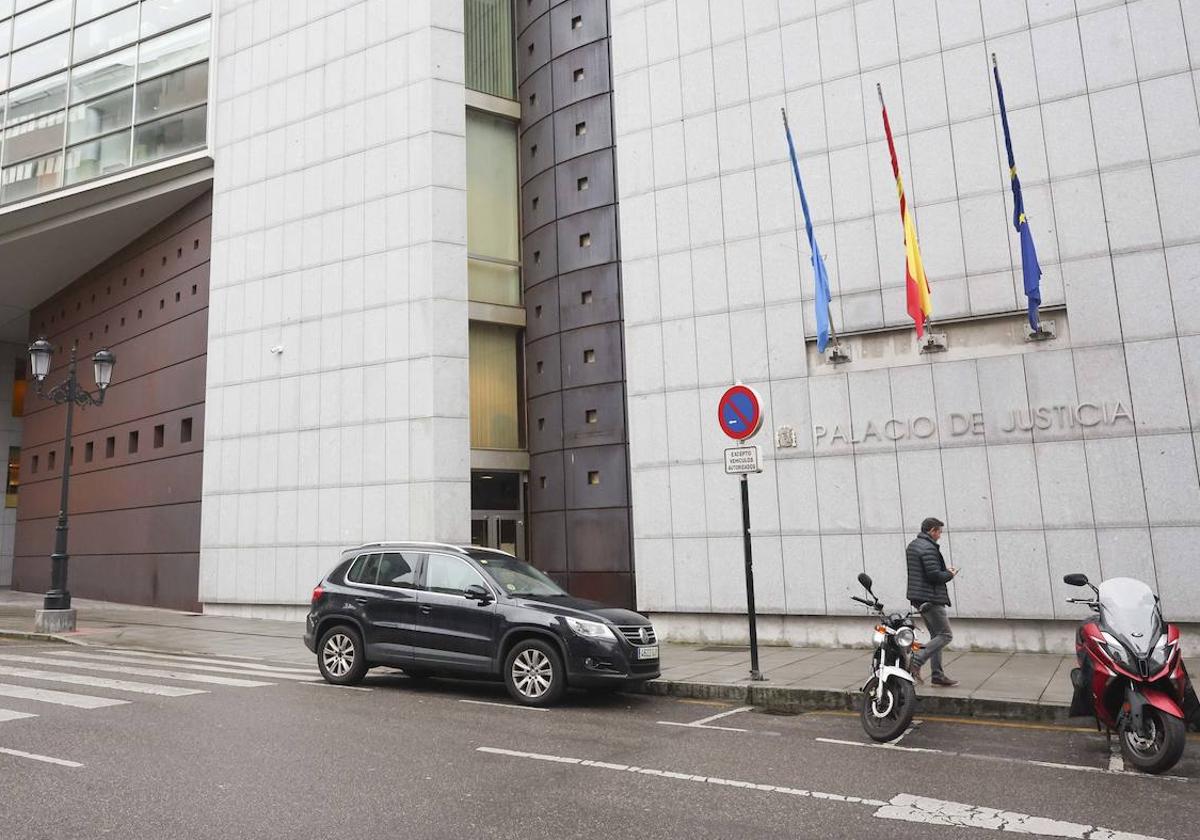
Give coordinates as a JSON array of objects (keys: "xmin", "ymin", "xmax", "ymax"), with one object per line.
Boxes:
[
  {"xmin": 470, "ymin": 470, "xmax": 525, "ymax": 558},
  {"xmin": 471, "ymin": 513, "xmax": 524, "ymax": 558}
]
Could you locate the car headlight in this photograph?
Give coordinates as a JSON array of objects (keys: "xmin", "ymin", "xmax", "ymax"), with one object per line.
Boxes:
[
  {"xmin": 1147, "ymin": 636, "xmax": 1173, "ymax": 674},
  {"xmin": 564, "ymin": 617, "xmax": 616, "ymax": 640},
  {"xmin": 1101, "ymin": 632, "xmax": 1135, "ymax": 671},
  {"xmin": 894, "ymin": 627, "xmax": 915, "ymax": 649}
]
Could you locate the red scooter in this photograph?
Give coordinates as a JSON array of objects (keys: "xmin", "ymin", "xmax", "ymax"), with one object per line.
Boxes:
[{"xmin": 1064, "ymin": 573, "xmax": 1199, "ymax": 774}]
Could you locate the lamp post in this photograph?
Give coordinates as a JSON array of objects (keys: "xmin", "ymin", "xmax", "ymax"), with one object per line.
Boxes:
[{"xmin": 28, "ymin": 339, "xmax": 115, "ymax": 633}]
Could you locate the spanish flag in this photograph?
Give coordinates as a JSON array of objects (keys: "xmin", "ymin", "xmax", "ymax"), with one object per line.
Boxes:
[{"xmin": 878, "ymin": 85, "xmax": 932, "ymax": 337}]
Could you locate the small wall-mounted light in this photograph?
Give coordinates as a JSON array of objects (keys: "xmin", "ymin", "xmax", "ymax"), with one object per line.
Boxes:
[{"xmin": 270, "ymin": 345, "xmax": 284, "ymax": 355}]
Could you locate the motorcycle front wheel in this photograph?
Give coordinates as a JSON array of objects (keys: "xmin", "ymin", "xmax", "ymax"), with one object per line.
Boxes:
[
  {"xmin": 1120, "ymin": 707, "xmax": 1186, "ymax": 775},
  {"xmin": 860, "ymin": 676, "xmax": 916, "ymax": 742}
]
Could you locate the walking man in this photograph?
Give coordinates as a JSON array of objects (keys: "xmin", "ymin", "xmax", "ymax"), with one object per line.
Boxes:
[{"xmin": 906, "ymin": 517, "xmax": 958, "ymax": 687}]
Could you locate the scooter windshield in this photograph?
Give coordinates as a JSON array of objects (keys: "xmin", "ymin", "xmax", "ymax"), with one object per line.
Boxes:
[{"xmin": 1097, "ymin": 578, "xmax": 1161, "ymax": 658}]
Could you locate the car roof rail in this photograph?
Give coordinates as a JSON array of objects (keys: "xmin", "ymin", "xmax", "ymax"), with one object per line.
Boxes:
[{"xmin": 340, "ymin": 541, "xmax": 469, "ymax": 555}]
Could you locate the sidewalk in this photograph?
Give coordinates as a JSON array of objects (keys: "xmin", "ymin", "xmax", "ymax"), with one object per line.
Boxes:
[{"xmin": 0, "ymin": 589, "xmax": 1072, "ymax": 720}]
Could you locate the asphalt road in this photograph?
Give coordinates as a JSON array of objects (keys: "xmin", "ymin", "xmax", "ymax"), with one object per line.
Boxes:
[{"xmin": 0, "ymin": 639, "xmax": 1196, "ymax": 840}]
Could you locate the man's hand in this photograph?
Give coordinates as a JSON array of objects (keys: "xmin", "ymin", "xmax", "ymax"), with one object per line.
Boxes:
[{"xmin": 949, "ymin": 567, "xmax": 959, "ymax": 577}]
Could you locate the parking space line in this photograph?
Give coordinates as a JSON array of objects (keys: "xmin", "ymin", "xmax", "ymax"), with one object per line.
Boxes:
[
  {"xmin": 891, "ymin": 720, "xmax": 922, "ymax": 744},
  {"xmin": 477, "ymin": 746, "xmax": 1167, "ymax": 840},
  {"xmin": 0, "ymin": 709, "xmax": 37, "ymax": 723},
  {"xmin": 1108, "ymin": 740, "xmax": 1124, "ymax": 772},
  {"xmin": 689, "ymin": 706, "xmax": 755, "ymax": 727},
  {"xmin": 657, "ymin": 721, "xmax": 751, "ymax": 733},
  {"xmin": 297, "ymin": 682, "xmax": 372, "ymax": 692},
  {"xmin": 814, "ymin": 737, "xmax": 1190, "ymax": 783},
  {"xmin": 0, "ymin": 655, "xmax": 274, "ymax": 688},
  {"xmin": 459, "ymin": 699, "xmax": 549, "ymax": 712},
  {"xmin": 0, "ymin": 747, "xmax": 82, "ymax": 768}
]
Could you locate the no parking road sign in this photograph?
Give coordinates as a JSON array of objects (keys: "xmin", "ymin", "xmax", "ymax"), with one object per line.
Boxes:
[{"xmin": 717, "ymin": 384, "xmax": 763, "ymax": 441}]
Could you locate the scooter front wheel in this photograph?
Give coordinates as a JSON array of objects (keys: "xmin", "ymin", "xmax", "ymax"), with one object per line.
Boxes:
[
  {"xmin": 1120, "ymin": 707, "xmax": 1186, "ymax": 775},
  {"xmin": 860, "ymin": 677, "xmax": 916, "ymax": 742}
]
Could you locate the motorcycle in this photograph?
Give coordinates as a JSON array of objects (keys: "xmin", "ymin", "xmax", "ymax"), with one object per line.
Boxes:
[
  {"xmin": 852, "ymin": 572, "xmax": 927, "ymax": 742},
  {"xmin": 1063, "ymin": 573, "xmax": 1200, "ymax": 774}
]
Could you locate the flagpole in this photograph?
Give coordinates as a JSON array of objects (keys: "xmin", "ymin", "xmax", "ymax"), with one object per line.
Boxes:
[{"xmin": 780, "ymin": 107, "xmax": 847, "ymax": 362}]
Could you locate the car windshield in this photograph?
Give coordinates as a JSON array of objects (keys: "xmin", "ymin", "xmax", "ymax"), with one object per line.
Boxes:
[
  {"xmin": 1098, "ymin": 577, "xmax": 1161, "ymax": 657},
  {"xmin": 468, "ymin": 551, "xmax": 566, "ymax": 597}
]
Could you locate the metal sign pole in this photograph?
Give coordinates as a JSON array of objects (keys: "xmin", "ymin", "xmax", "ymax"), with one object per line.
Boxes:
[{"xmin": 741, "ymin": 473, "xmax": 764, "ymax": 681}]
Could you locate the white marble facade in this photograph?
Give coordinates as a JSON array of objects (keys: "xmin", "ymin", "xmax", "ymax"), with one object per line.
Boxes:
[
  {"xmin": 200, "ymin": 0, "xmax": 471, "ymax": 616},
  {"xmin": 612, "ymin": 0, "xmax": 1200, "ymax": 628}
]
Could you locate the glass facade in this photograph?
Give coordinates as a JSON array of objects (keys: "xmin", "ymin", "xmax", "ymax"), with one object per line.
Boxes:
[
  {"xmin": 466, "ymin": 109, "xmax": 520, "ymax": 307},
  {"xmin": 464, "ymin": 0, "xmax": 514, "ymax": 100},
  {"xmin": 469, "ymin": 322, "xmax": 524, "ymax": 450},
  {"xmin": 0, "ymin": 0, "xmax": 210, "ymax": 206}
]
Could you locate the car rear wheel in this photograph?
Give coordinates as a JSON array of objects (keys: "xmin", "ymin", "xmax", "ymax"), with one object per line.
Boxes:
[
  {"xmin": 504, "ymin": 639, "xmax": 566, "ymax": 707},
  {"xmin": 317, "ymin": 625, "xmax": 368, "ymax": 686}
]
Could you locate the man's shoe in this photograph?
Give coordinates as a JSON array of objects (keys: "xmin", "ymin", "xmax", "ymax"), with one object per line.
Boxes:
[
  {"xmin": 908, "ymin": 661, "xmax": 925, "ymax": 685},
  {"xmin": 931, "ymin": 675, "xmax": 958, "ymax": 687}
]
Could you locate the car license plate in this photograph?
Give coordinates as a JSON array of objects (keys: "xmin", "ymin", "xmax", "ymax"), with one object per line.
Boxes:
[{"xmin": 637, "ymin": 645, "xmax": 659, "ymax": 660}]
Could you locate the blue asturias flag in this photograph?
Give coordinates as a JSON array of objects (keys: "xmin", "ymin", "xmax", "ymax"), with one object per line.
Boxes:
[
  {"xmin": 993, "ymin": 54, "xmax": 1042, "ymax": 331},
  {"xmin": 781, "ymin": 109, "xmax": 832, "ymax": 353}
]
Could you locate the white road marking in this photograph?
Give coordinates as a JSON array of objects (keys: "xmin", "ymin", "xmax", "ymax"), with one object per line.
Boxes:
[
  {"xmin": 689, "ymin": 706, "xmax": 755, "ymax": 727},
  {"xmin": 459, "ymin": 699, "xmax": 550, "ymax": 712},
  {"xmin": 0, "ymin": 747, "xmax": 82, "ymax": 768},
  {"xmin": 815, "ymin": 737, "xmax": 1189, "ymax": 783},
  {"xmin": 478, "ymin": 746, "xmax": 1166, "ymax": 840},
  {"xmin": 656, "ymin": 705, "xmax": 763, "ymax": 733},
  {"xmin": 43, "ymin": 651, "xmax": 317, "ymax": 682},
  {"xmin": 0, "ymin": 682, "xmax": 129, "ymax": 709},
  {"xmin": 1108, "ymin": 740, "xmax": 1125, "ymax": 773},
  {"xmin": 0, "ymin": 655, "xmax": 273, "ymax": 688},
  {"xmin": 0, "ymin": 665, "xmax": 206, "ymax": 697},
  {"xmin": 874, "ymin": 793, "xmax": 1166, "ymax": 840},
  {"xmin": 90, "ymin": 650, "xmax": 316, "ymax": 675},
  {"xmin": 297, "ymin": 682, "xmax": 373, "ymax": 692},
  {"xmin": 892, "ymin": 719, "xmax": 922, "ymax": 744},
  {"xmin": 476, "ymin": 746, "xmax": 887, "ymax": 805},
  {"xmin": 657, "ymin": 721, "xmax": 751, "ymax": 733},
  {"xmin": 0, "ymin": 709, "xmax": 37, "ymax": 723}
]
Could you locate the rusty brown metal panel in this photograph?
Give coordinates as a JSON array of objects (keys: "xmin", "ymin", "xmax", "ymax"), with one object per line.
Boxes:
[{"xmin": 13, "ymin": 193, "xmax": 211, "ymax": 611}]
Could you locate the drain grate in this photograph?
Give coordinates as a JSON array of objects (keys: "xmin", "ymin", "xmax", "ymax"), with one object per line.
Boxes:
[{"xmin": 697, "ymin": 645, "xmax": 751, "ymax": 652}]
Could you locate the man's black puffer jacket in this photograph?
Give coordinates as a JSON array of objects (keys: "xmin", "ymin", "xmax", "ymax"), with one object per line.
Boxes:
[{"xmin": 906, "ymin": 532, "xmax": 952, "ymax": 607}]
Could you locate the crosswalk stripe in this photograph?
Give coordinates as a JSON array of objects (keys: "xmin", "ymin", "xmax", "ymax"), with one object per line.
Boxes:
[
  {"xmin": 0, "ymin": 708, "xmax": 38, "ymax": 723},
  {"xmin": 93, "ymin": 649, "xmax": 316, "ymax": 675},
  {"xmin": 46, "ymin": 651, "xmax": 317, "ymax": 681},
  {"xmin": 0, "ymin": 655, "xmax": 274, "ymax": 688},
  {"xmin": 0, "ymin": 665, "xmax": 206, "ymax": 697},
  {"xmin": 0, "ymin": 682, "xmax": 129, "ymax": 709}
]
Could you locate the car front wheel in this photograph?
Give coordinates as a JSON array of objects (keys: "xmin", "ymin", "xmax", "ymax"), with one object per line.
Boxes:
[
  {"xmin": 317, "ymin": 625, "xmax": 368, "ymax": 686},
  {"xmin": 504, "ymin": 639, "xmax": 566, "ymax": 707}
]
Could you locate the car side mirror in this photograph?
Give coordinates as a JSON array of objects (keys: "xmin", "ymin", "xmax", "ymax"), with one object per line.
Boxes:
[
  {"xmin": 1063, "ymin": 573, "xmax": 1090, "ymax": 588},
  {"xmin": 857, "ymin": 572, "xmax": 873, "ymax": 590},
  {"xmin": 464, "ymin": 584, "xmax": 492, "ymax": 603}
]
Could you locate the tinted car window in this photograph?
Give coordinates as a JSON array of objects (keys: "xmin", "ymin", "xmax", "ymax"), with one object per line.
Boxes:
[
  {"xmin": 347, "ymin": 553, "xmax": 381, "ymax": 585},
  {"xmin": 377, "ymin": 552, "xmax": 420, "ymax": 589},
  {"xmin": 425, "ymin": 554, "xmax": 487, "ymax": 595}
]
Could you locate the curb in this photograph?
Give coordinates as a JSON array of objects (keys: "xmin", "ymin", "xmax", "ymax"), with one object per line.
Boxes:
[
  {"xmin": 636, "ymin": 679, "xmax": 1071, "ymax": 723},
  {"xmin": 0, "ymin": 628, "xmax": 82, "ymax": 645}
]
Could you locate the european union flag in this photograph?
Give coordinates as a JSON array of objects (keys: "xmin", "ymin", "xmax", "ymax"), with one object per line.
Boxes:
[
  {"xmin": 993, "ymin": 55, "xmax": 1042, "ymax": 332},
  {"xmin": 782, "ymin": 109, "xmax": 833, "ymax": 353}
]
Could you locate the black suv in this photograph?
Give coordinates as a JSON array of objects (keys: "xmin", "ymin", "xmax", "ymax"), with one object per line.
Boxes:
[{"xmin": 303, "ymin": 542, "xmax": 660, "ymax": 706}]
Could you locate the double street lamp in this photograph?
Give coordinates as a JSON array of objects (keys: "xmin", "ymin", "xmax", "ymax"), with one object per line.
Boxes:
[{"xmin": 27, "ymin": 339, "xmax": 116, "ymax": 630}]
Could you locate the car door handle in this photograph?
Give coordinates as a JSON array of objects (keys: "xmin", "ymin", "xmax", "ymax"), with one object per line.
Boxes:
[
  {"xmin": 354, "ymin": 597, "xmax": 369, "ymax": 605},
  {"xmin": 419, "ymin": 605, "xmax": 433, "ymax": 615}
]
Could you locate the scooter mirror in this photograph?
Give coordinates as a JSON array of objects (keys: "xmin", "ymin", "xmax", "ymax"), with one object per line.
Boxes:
[
  {"xmin": 857, "ymin": 572, "xmax": 873, "ymax": 590},
  {"xmin": 1063, "ymin": 573, "xmax": 1090, "ymax": 587}
]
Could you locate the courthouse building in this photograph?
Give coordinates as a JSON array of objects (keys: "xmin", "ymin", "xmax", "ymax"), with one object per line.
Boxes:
[{"xmin": 2, "ymin": 0, "xmax": 1198, "ymax": 652}]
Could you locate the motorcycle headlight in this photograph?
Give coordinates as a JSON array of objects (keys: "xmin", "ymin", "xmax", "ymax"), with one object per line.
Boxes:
[
  {"xmin": 1147, "ymin": 636, "xmax": 1173, "ymax": 674},
  {"xmin": 872, "ymin": 629, "xmax": 887, "ymax": 646},
  {"xmin": 564, "ymin": 617, "xmax": 616, "ymax": 640},
  {"xmin": 894, "ymin": 627, "xmax": 915, "ymax": 649},
  {"xmin": 1101, "ymin": 632, "xmax": 1135, "ymax": 672}
]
